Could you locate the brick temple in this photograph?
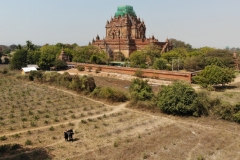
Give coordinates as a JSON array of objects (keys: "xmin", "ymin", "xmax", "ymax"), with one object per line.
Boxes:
[{"xmin": 92, "ymin": 5, "xmax": 173, "ymax": 58}]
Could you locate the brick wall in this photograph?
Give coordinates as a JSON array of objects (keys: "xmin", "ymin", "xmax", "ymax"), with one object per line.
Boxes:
[{"xmin": 67, "ymin": 62, "xmax": 193, "ymax": 82}]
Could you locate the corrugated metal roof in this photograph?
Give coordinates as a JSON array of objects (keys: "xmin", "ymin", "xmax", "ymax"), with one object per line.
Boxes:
[
  {"xmin": 22, "ymin": 67, "xmax": 37, "ymax": 72},
  {"xmin": 27, "ymin": 64, "xmax": 39, "ymax": 68}
]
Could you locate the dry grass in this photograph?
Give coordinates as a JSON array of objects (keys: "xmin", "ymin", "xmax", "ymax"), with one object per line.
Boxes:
[{"xmin": 1, "ymin": 69, "xmax": 240, "ymax": 160}]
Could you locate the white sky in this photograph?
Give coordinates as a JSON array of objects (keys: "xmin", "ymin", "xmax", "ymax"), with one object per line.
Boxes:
[{"xmin": 0, "ymin": 0, "xmax": 239, "ymax": 49}]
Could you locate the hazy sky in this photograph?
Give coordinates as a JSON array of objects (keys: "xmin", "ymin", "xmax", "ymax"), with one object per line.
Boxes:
[{"xmin": 0, "ymin": 0, "xmax": 239, "ymax": 49}]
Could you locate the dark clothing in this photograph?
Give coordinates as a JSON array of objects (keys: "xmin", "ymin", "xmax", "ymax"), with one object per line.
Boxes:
[
  {"xmin": 67, "ymin": 130, "xmax": 74, "ymax": 142},
  {"xmin": 64, "ymin": 131, "xmax": 68, "ymax": 141}
]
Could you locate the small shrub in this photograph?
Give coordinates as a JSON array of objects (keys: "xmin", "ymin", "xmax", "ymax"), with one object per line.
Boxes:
[
  {"xmin": 68, "ymin": 122, "xmax": 74, "ymax": 126},
  {"xmin": 49, "ymin": 126, "xmax": 54, "ymax": 131},
  {"xmin": 2, "ymin": 68, "xmax": 8, "ymax": 74},
  {"xmin": 81, "ymin": 120, "xmax": 87, "ymax": 124},
  {"xmin": 25, "ymin": 140, "xmax": 32, "ymax": 145},
  {"xmin": 54, "ymin": 118, "xmax": 59, "ymax": 122},
  {"xmin": 77, "ymin": 65, "xmax": 85, "ymax": 71},
  {"xmin": 71, "ymin": 114, "xmax": 76, "ymax": 119},
  {"xmin": 95, "ymin": 67, "xmax": 101, "ymax": 73},
  {"xmin": 134, "ymin": 69, "xmax": 144, "ymax": 78},
  {"xmin": 87, "ymin": 66, "xmax": 92, "ymax": 72},
  {"xmin": 0, "ymin": 135, "xmax": 7, "ymax": 141},
  {"xmin": 30, "ymin": 121, "xmax": 36, "ymax": 127},
  {"xmin": 80, "ymin": 113, "xmax": 85, "ymax": 117},
  {"xmin": 21, "ymin": 117, "xmax": 28, "ymax": 122},
  {"xmin": 91, "ymin": 87, "xmax": 128, "ymax": 102},
  {"xmin": 114, "ymin": 141, "xmax": 119, "ymax": 147},
  {"xmin": 12, "ymin": 134, "xmax": 20, "ymax": 139}
]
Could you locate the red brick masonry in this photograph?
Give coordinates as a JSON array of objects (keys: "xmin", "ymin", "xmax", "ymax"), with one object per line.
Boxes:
[{"xmin": 67, "ymin": 62, "xmax": 193, "ymax": 83}]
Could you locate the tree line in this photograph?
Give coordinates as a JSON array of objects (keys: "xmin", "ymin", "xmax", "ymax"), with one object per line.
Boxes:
[{"xmin": 4, "ymin": 39, "xmax": 239, "ymax": 88}]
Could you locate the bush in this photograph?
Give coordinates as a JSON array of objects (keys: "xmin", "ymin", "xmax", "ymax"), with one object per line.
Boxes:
[
  {"xmin": 192, "ymin": 90, "xmax": 220, "ymax": 116},
  {"xmin": 87, "ymin": 66, "xmax": 92, "ymax": 72},
  {"xmin": 25, "ymin": 140, "xmax": 32, "ymax": 145},
  {"xmin": 0, "ymin": 144, "xmax": 21, "ymax": 153},
  {"xmin": 77, "ymin": 65, "xmax": 85, "ymax": 71},
  {"xmin": 95, "ymin": 67, "xmax": 101, "ymax": 73},
  {"xmin": 134, "ymin": 69, "xmax": 144, "ymax": 78},
  {"xmin": 212, "ymin": 102, "xmax": 240, "ymax": 122},
  {"xmin": 2, "ymin": 68, "xmax": 8, "ymax": 74},
  {"xmin": 129, "ymin": 78, "xmax": 154, "ymax": 102},
  {"xmin": 0, "ymin": 135, "xmax": 7, "ymax": 141},
  {"xmin": 193, "ymin": 65, "xmax": 235, "ymax": 88},
  {"xmin": 29, "ymin": 71, "xmax": 43, "ymax": 81},
  {"xmin": 91, "ymin": 87, "xmax": 128, "ymax": 102},
  {"xmin": 156, "ymin": 81, "xmax": 197, "ymax": 115},
  {"xmin": 153, "ymin": 58, "xmax": 168, "ymax": 70}
]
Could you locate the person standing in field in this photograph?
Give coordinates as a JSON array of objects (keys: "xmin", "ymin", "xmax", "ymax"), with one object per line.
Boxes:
[
  {"xmin": 67, "ymin": 129, "xmax": 74, "ymax": 142},
  {"xmin": 64, "ymin": 130, "xmax": 68, "ymax": 141}
]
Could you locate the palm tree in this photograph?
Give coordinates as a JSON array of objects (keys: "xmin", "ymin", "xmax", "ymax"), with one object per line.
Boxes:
[
  {"xmin": 17, "ymin": 44, "xmax": 22, "ymax": 50},
  {"xmin": 26, "ymin": 40, "xmax": 34, "ymax": 51}
]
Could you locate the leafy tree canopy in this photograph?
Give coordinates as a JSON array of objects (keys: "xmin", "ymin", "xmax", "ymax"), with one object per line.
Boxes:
[
  {"xmin": 205, "ymin": 49, "xmax": 235, "ymax": 68},
  {"xmin": 142, "ymin": 43, "xmax": 161, "ymax": 65},
  {"xmin": 156, "ymin": 81, "xmax": 197, "ymax": 115},
  {"xmin": 72, "ymin": 45, "xmax": 106, "ymax": 63},
  {"xmin": 54, "ymin": 59, "xmax": 67, "ymax": 70},
  {"xmin": 10, "ymin": 49, "xmax": 28, "ymax": 70},
  {"xmin": 193, "ymin": 65, "xmax": 235, "ymax": 88},
  {"xmin": 169, "ymin": 38, "xmax": 192, "ymax": 51},
  {"xmin": 162, "ymin": 48, "xmax": 188, "ymax": 62},
  {"xmin": 184, "ymin": 55, "xmax": 206, "ymax": 71},
  {"xmin": 152, "ymin": 58, "xmax": 168, "ymax": 70},
  {"xmin": 129, "ymin": 51, "xmax": 147, "ymax": 68},
  {"xmin": 129, "ymin": 78, "xmax": 154, "ymax": 101}
]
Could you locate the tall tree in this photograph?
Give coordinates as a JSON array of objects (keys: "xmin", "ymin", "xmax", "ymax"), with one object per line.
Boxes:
[
  {"xmin": 10, "ymin": 49, "xmax": 28, "ymax": 69},
  {"xmin": 193, "ymin": 65, "xmax": 235, "ymax": 88},
  {"xmin": 26, "ymin": 40, "xmax": 35, "ymax": 51},
  {"xmin": 129, "ymin": 51, "xmax": 147, "ymax": 68},
  {"xmin": 205, "ymin": 49, "xmax": 235, "ymax": 68}
]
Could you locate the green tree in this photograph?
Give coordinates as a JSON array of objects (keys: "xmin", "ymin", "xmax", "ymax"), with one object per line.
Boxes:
[
  {"xmin": 156, "ymin": 81, "xmax": 197, "ymax": 115},
  {"xmin": 73, "ymin": 45, "xmax": 106, "ymax": 63},
  {"xmin": 153, "ymin": 58, "xmax": 168, "ymax": 70},
  {"xmin": 193, "ymin": 65, "xmax": 235, "ymax": 88},
  {"xmin": 129, "ymin": 51, "xmax": 147, "ymax": 68},
  {"xmin": 184, "ymin": 55, "xmax": 206, "ymax": 71},
  {"xmin": 38, "ymin": 45, "xmax": 60, "ymax": 70},
  {"xmin": 27, "ymin": 50, "xmax": 41, "ymax": 64},
  {"xmin": 205, "ymin": 49, "xmax": 235, "ymax": 68},
  {"xmin": 10, "ymin": 49, "xmax": 28, "ymax": 69},
  {"xmin": 9, "ymin": 44, "xmax": 17, "ymax": 50},
  {"xmin": 38, "ymin": 52, "xmax": 56, "ymax": 70},
  {"xmin": 142, "ymin": 43, "xmax": 161, "ymax": 65},
  {"xmin": 129, "ymin": 78, "xmax": 154, "ymax": 101},
  {"xmin": 162, "ymin": 48, "xmax": 188, "ymax": 62},
  {"xmin": 17, "ymin": 44, "xmax": 22, "ymax": 50},
  {"xmin": 26, "ymin": 40, "xmax": 35, "ymax": 51},
  {"xmin": 169, "ymin": 38, "xmax": 192, "ymax": 51},
  {"xmin": 54, "ymin": 59, "xmax": 67, "ymax": 70}
]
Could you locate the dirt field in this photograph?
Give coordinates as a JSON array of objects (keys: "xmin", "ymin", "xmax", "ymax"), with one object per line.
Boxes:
[{"xmin": 1, "ymin": 68, "xmax": 240, "ymax": 160}]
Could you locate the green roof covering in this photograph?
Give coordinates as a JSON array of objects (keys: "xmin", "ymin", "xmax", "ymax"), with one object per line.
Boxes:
[{"xmin": 114, "ymin": 5, "xmax": 136, "ymax": 18}]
